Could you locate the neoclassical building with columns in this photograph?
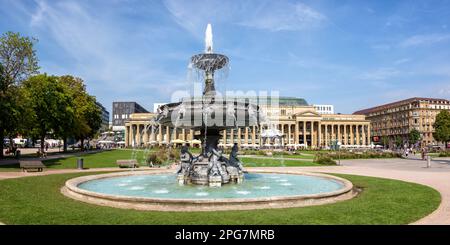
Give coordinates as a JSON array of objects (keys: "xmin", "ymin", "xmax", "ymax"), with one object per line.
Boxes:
[{"xmin": 125, "ymin": 97, "xmax": 371, "ymax": 149}]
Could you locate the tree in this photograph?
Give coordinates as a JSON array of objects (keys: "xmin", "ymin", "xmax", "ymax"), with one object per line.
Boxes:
[
  {"xmin": 75, "ymin": 95, "xmax": 102, "ymax": 150},
  {"xmin": 0, "ymin": 32, "xmax": 39, "ymax": 85},
  {"xmin": 434, "ymin": 110, "xmax": 450, "ymax": 148},
  {"xmin": 22, "ymin": 74, "xmax": 74, "ymax": 153},
  {"xmin": 395, "ymin": 135, "xmax": 403, "ymax": 148},
  {"xmin": 381, "ymin": 135, "xmax": 389, "ymax": 148},
  {"xmin": 409, "ymin": 128, "xmax": 421, "ymax": 146},
  {"xmin": 0, "ymin": 32, "xmax": 39, "ymax": 158},
  {"xmin": 59, "ymin": 75, "xmax": 101, "ymax": 151}
]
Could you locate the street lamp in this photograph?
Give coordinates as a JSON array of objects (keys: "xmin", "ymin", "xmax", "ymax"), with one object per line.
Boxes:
[{"xmin": 337, "ymin": 141, "xmax": 342, "ymax": 166}]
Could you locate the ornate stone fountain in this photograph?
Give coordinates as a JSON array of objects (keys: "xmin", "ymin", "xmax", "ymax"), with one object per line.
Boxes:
[{"xmin": 155, "ymin": 24, "xmax": 264, "ymax": 187}]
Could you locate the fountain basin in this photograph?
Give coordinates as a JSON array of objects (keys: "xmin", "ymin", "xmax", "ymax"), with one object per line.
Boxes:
[{"xmin": 62, "ymin": 170, "xmax": 356, "ymax": 211}]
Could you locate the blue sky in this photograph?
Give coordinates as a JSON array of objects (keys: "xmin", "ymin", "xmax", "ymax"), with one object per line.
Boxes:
[{"xmin": 1, "ymin": 0, "xmax": 450, "ymax": 116}]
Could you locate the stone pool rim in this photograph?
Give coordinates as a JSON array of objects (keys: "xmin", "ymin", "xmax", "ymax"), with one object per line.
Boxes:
[{"xmin": 62, "ymin": 169, "xmax": 356, "ymax": 211}]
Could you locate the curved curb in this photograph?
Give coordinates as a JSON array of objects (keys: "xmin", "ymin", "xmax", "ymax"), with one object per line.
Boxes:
[{"xmin": 62, "ymin": 170, "xmax": 356, "ymax": 212}]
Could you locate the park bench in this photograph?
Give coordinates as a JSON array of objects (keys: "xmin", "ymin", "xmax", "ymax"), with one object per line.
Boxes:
[
  {"xmin": 116, "ymin": 159, "xmax": 139, "ymax": 168},
  {"xmin": 20, "ymin": 160, "xmax": 46, "ymax": 172}
]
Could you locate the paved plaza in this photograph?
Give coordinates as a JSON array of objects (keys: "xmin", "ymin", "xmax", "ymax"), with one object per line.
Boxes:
[{"xmin": 0, "ymin": 156, "xmax": 449, "ymax": 224}]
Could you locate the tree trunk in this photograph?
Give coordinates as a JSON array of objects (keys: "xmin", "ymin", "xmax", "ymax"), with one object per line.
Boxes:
[
  {"xmin": 80, "ymin": 138, "xmax": 84, "ymax": 151},
  {"xmin": 63, "ymin": 137, "xmax": 68, "ymax": 152},
  {"xmin": 0, "ymin": 129, "xmax": 4, "ymax": 158},
  {"xmin": 40, "ymin": 135, "xmax": 45, "ymax": 153}
]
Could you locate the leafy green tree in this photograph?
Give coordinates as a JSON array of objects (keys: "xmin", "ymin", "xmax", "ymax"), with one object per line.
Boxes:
[
  {"xmin": 434, "ymin": 110, "xmax": 450, "ymax": 148},
  {"xmin": 22, "ymin": 74, "xmax": 74, "ymax": 153},
  {"xmin": 0, "ymin": 32, "xmax": 39, "ymax": 85},
  {"xmin": 409, "ymin": 129, "xmax": 421, "ymax": 145},
  {"xmin": 381, "ymin": 135, "xmax": 389, "ymax": 148},
  {"xmin": 59, "ymin": 75, "xmax": 101, "ymax": 151},
  {"xmin": 395, "ymin": 135, "xmax": 403, "ymax": 148},
  {"xmin": 0, "ymin": 32, "xmax": 39, "ymax": 158}
]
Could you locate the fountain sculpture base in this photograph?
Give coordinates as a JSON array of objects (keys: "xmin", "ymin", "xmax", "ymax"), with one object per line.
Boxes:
[{"xmin": 177, "ymin": 161, "xmax": 243, "ymax": 187}]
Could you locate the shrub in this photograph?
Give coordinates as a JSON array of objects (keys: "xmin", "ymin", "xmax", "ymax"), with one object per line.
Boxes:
[
  {"xmin": 147, "ymin": 153, "xmax": 163, "ymax": 165},
  {"xmin": 438, "ymin": 151, "xmax": 450, "ymax": 157},
  {"xmin": 313, "ymin": 154, "xmax": 337, "ymax": 165},
  {"xmin": 314, "ymin": 151, "xmax": 401, "ymax": 160},
  {"xmin": 146, "ymin": 147, "xmax": 180, "ymax": 165}
]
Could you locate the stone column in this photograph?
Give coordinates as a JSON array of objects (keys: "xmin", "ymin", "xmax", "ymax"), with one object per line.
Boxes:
[
  {"xmin": 149, "ymin": 125, "xmax": 155, "ymax": 142},
  {"xmin": 337, "ymin": 124, "xmax": 341, "ymax": 144},
  {"xmin": 344, "ymin": 124, "xmax": 348, "ymax": 145},
  {"xmin": 350, "ymin": 125, "xmax": 354, "ymax": 145},
  {"xmin": 165, "ymin": 126, "xmax": 170, "ymax": 144},
  {"xmin": 324, "ymin": 124, "xmax": 328, "ymax": 147},
  {"xmin": 130, "ymin": 124, "xmax": 135, "ymax": 147},
  {"xmin": 302, "ymin": 121, "xmax": 306, "ymax": 146},
  {"xmin": 295, "ymin": 122, "xmax": 299, "ymax": 145},
  {"xmin": 143, "ymin": 125, "xmax": 148, "ymax": 146},
  {"xmin": 237, "ymin": 128, "xmax": 242, "ymax": 147},
  {"xmin": 362, "ymin": 125, "xmax": 366, "ymax": 145},
  {"xmin": 125, "ymin": 126, "xmax": 129, "ymax": 147},
  {"xmin": 189, "ymin": 129, "xmax": 194, "ymax": 141},
  {"xmin": 245, "ymin": 127, "xmax": 249, "ymax": 145},
  {"xmin": 311, "ymin": 121, "xmax": 315, "ymax": 148},
  {"xmin": 230, "ymin": 129, "xmax": 234, "ymax": 144},
  {"xmin": 356, "ymin": 125, "xmax": 360, "ymax": 145},
  {"xmin": 252, "ymin": 126, "xmax": 256, "ymax": 146},
  {"xmin": 331, "ymin": 123, "xmax": 334, "ymax": 143},
  {"xmin": 158, "ymin": 125, "xmax": 163, "ymax": 144},
  {"xmin": 182, "ymin": 129, "xmax": 186, "ymax": 141},
  {"xmin": 367, "ymin": 125, "xmax": 371, "ymax": 145},
  {"xmin": 223, "ymin": 130, "xmax": 227, "ymax": 146},
  {"xmin": 317, "ymin": 121, "xmax": 322, "ymax": 147},
  {"xmin": 288, "ymin": 124, "xmax": 292, "ymax": 145}
]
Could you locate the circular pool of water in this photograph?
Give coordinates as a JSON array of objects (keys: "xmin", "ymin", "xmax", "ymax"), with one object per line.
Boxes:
[
  {"xmin": 63, "ymin": 170, "xmax": 355, "ymax": 211},
  {"xmin": 77, "ymin": 173, "xmax": 344, "ymax": 199}
]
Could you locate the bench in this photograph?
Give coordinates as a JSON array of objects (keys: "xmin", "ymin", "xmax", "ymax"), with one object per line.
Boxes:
[
  {"xmin": 116, "ymin": 159, "xmax": 139, "ymax": 168},
  {"xmin": 20, "ymin": 160, "xmax": 46, "ymax": 172}
]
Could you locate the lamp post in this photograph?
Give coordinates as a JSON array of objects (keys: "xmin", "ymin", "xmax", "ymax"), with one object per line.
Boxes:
[{"xmin": 337, "ymin": 141, "xmax": 342, "ymax": 166}]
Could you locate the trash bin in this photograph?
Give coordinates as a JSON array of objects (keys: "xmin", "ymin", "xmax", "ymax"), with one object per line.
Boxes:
[{"xmin": 77, "ymin": 158, "xmax": 84, "ymax": 170}]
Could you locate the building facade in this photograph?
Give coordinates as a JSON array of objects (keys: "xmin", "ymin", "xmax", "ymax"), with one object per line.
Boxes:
[
  {"xmin": 95, "ymin": 101, "xmax": 110, "ymax": 132},
  {"xmin": 124, "ymin": 97, "xmax": 371, "ymax": 149},
  {"xmin": 112, "ymin": 102, "xmax": 149, "ymax": 128},
  {"xmin": 112, "ymin": 102, "xmax": 149, "ymax": 143},
  {"xmin": 353, "ymin": 97, "xmax": 450, "ymax": 146}
]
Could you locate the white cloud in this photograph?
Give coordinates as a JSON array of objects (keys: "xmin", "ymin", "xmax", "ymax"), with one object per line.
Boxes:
[
  {"xmin": 359, "ymin": 67, "xmax": 401, "ymax": 81},
  {"xmin": 239, "ymin": 2, "xmax": 326, "ymax": 31},
  {"xmin": 393, "ymin": 58, "xmax": 410, "ymax": 65},
  {"xmin": 163, "ymin": 0, "xmax": 235, "ymax": 37},
  {"xmin": 27, "ymin": 0, "xmax": 185, "ymax": 95},
  {"xmin": 163, "ymin": 0, "xmax": 326, "ymax": 34},
  {"xmin": 400, "ymin": 33, "xmax": 450, "ymax": 47}
]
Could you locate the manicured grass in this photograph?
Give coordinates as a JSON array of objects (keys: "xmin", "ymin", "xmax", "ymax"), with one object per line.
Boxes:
[
  {"xmin": 241, "ymin": 157, "xmax": 320, "ymax": 167},
  {"xmin": 272, "ymin": 154, "xmax": 315, "ymax": 159},
  {"xmin": 43, "ymin": 149, "xmax": 154, "ymax": 169},
  {"xmin": 0, "ymin": 172, "xmax": 440, "ymax": 224},
  {"xmin": 0, "ymin": 149, "xmax": 162, "ymax": 171}
]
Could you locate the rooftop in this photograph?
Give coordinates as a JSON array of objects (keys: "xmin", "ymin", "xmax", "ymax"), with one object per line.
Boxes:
[{"xmin": 353, "ymin": 97, "xmax": 450, "ymax": 115}]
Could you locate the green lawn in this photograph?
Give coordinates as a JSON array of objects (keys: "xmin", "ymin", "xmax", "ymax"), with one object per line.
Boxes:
[
  {"xmin": 0, "ymin": 149, "xmax": 160, "ymax": 171},
  {"xmin": 0, "ymin": 172, "xmax": 440, "ymax": 224},
  {"xmin": 241, "ymin": 157, "xmax": 320, "ymax": 167},
  {"xmin": 272, "ymin": 154, "xmax": 315, "ymax": 159},
  {"xmin": 43, "ymin": 149, "xmax": 155, "ymax": 169},
  {"xmin": 0, "ymin": 149, "xmax": 320, "ymax": 171}
]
